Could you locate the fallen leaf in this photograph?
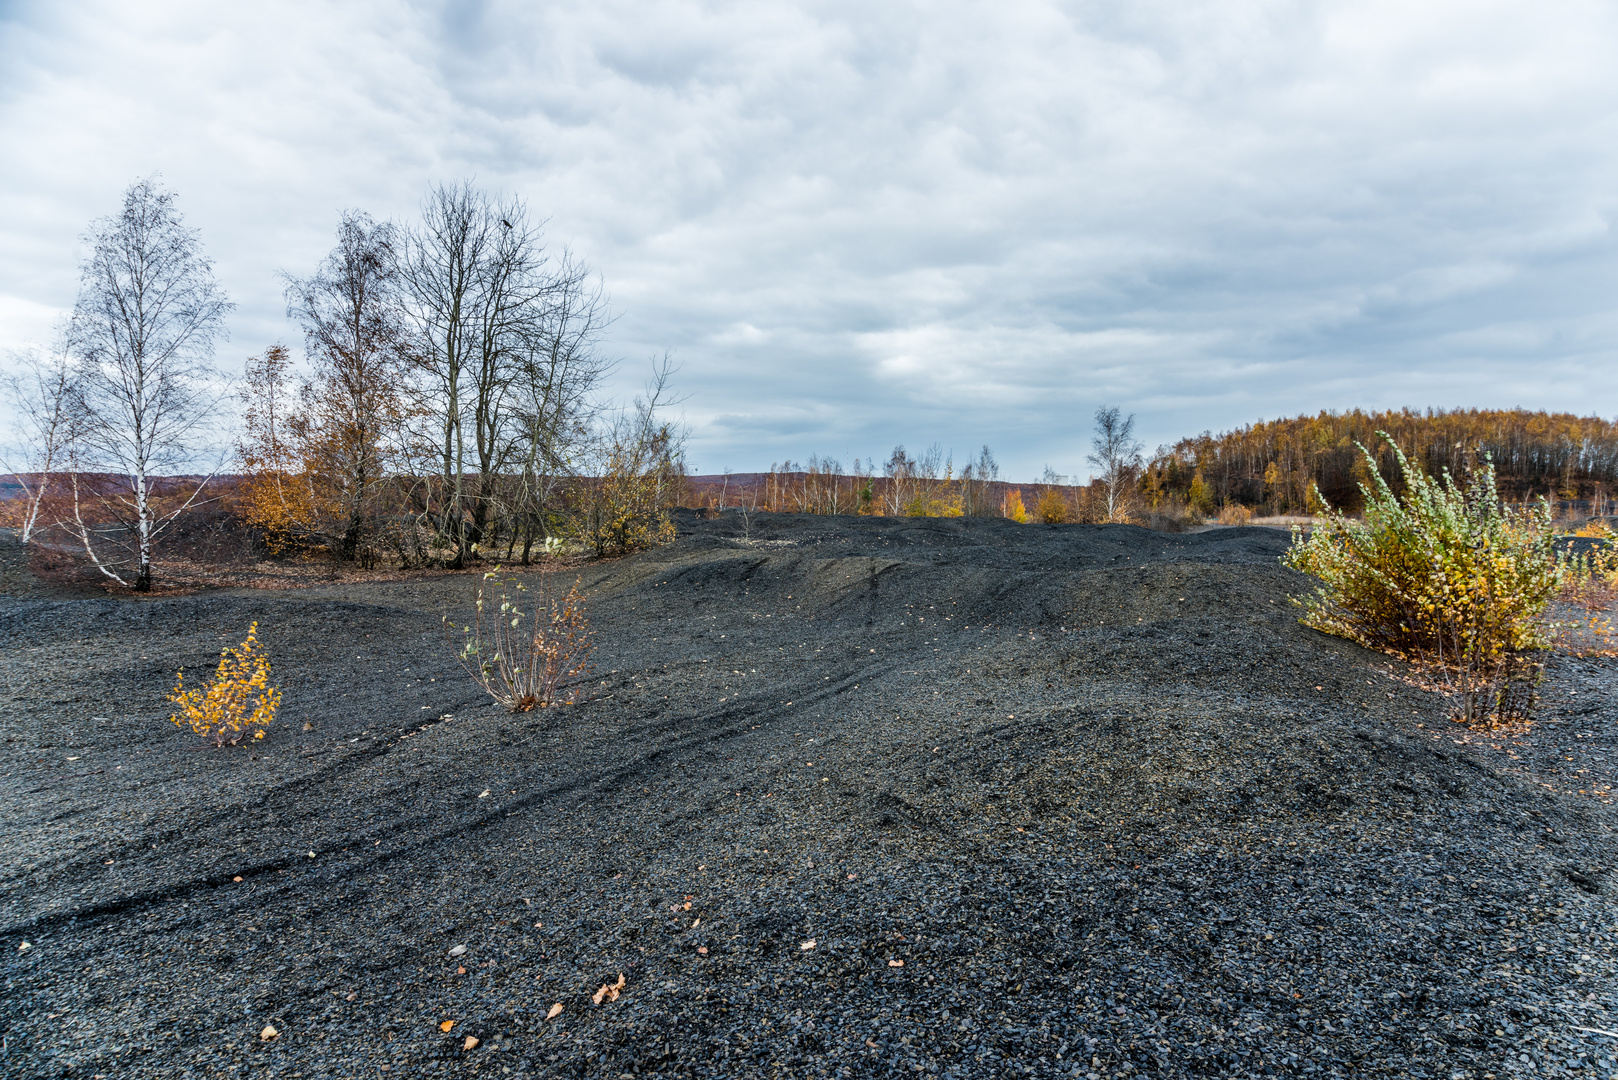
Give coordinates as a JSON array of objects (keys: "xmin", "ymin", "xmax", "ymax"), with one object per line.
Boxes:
[
  {"xmin": 546, "ymin": 1003, "xmax": 563, "ymax": 1020},
  {"xmin": 592, "ymin": 973, "xmax": 626, "ymax": 1005},
  {"xmin": 682, "ymin": 902, "xmax": 691, "ymax": 911},
  {"xmin": 448, "ymin": 944, "xmax": 467, "ymax": 957},
  {"xmin": 478, "ymin": 789, "xmax": 490, "ymax": 798},
  {"xmin": 345, "ymin": 993, "xmax": 356, "ymax": 1001},
  {"xmin": 463, "ymin": 1035, "xmax": 479, "ymax": 1050},
  {"xmin": 697, "ymin": 946, "xmax": 708, "ymax": 955},
  {"xmin": 456, "ymin": 966, "xmax": 466, "ymax": 975},
  {"xmin": 233, "ymin": 876, "xmax": 243, "ymax": 882},
  {"xmin": 889, "ymin": 959, "xmax": 904, "ymax": 968},
  {"xmin": 800, "ymin": 939, "xmax": 816, "ymax": 950},
  {"xmin": 439, "ymin": 1020, "xmax": 454, "ymax": 1032},
  {"xmin": 866, "ymin": 1039, "xmax": 877, "ymax": 1048},
  {"xmin": 17, "ymin": 941, "xmax": 30, "ymax": 952},
  {"xmin": 302, "ymin": 722, "xmax": 313, "ymax": 731},
  {"xmin": 691, "ymin": 918, "xmax": 700, "ymax": 928},
  {"xmin": 260, "ymin": 1024, "xmax": 279, "ymax": 1041}
]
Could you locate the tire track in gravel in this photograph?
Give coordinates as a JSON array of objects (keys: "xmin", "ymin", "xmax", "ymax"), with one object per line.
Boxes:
[{"xmin": 0, "ymin": 650, "xmax": 916, "ymax": 936}]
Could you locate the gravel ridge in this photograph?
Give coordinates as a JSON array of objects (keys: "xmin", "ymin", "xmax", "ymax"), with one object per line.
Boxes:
[{"xmin": 0, "ymin": 513, "xmax": 1614, "ymax": 1078}]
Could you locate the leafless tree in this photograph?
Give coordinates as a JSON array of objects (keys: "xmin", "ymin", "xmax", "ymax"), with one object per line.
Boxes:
[
  {"xmin": 1087, "ymin": 405, "xmax": 1144, "ymax": 523},
  {"xmin": 1, "ymin": 342, "xmax": 80, "ymax": 543},
  {"xmin": 959, "ymin": 444, "xmax": 999, "ymax": 516},
  {"xmin": 64, "ymin": 178, "xmax": 232, "ymax": 590},
  {"xmin": 400, "ymin": 182, "xmax": 568, "ymax": 566},
  {"xmin": 507, "ymin": 251, "xmax": 613, "ymax": 561},
  {"xmin": 883, "ymin": 446, "xmax": 913, "ymax": 515},
  {"xmin": 283, "ymin": 210, "xmax": 407, "ymax": 561},
  {"xmin": 569, "ymin": 355, "xmax": 686, "ymax": 556}
]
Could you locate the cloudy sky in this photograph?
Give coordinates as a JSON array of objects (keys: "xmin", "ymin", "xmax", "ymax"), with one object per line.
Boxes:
[{"xmin": 2, "ymin": 0, "xmax": 1616, "ymax": 480}]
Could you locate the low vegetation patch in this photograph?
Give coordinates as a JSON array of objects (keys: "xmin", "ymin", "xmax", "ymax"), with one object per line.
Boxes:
[
  {"xmin": 1285, "ymin": 436, "xmax": 1560, "ymax": 727},
  {"xmin": 449, "ymin": 569, "xmax": 593, "ymax": 712},
  {"xmin": 167, "ymin": 622, "xmax": 282, "ymax": 746}
]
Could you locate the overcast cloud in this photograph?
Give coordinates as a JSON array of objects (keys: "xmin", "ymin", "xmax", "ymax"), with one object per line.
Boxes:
[{"xmin": 2, "ymin": 0, "xmax": 1615, "ymax": 479}]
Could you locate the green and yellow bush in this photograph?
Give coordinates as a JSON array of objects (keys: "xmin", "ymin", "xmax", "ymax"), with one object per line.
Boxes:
[
  {"xmin": 1284, "ymin": 436, "xmax": 1560, "ymax": 726},
  {"xmin": 169, "ymin": 622, "xmax": 282, "ymax": 746}
]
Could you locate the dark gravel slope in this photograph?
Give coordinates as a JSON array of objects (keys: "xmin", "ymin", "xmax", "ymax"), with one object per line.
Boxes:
[{"xmin": 1, "ymin": 513, "xmax": 1615, "ymax": 1079}]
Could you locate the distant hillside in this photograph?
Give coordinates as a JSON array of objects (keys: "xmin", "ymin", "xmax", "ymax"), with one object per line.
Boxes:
[{"xmin": 1147, "ymin": 408, "xmax": 1618, "ymax": 514}]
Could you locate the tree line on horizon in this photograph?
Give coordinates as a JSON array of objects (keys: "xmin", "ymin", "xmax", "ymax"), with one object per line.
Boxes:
[
  {"xmin": 1144, "ymin": 408, "xmax": 1618, "ymax": 517},
  {"xmin": 5, "ymin": 180, "xmax": 1612, "ymax": 591},
  {"xmin": 671, "ymin": 407, "xmax": 1618, "ymax": 526}
]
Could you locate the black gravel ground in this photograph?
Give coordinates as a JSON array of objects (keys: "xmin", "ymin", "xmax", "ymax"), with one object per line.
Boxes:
[{"xmin": 2, "ymin": 512, "xmax": 1615, "ymax": 1079}]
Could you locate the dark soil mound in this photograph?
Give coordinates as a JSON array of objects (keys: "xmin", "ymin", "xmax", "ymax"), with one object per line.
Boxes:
[{"xmin": 2, "ymin": 512, "xmax": 1615, "ymax": 1078}]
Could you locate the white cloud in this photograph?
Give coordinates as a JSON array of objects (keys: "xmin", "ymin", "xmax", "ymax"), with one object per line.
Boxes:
[{"xmin": 2, "ymin": 0, "xmax": 1616, "ymax": 479}]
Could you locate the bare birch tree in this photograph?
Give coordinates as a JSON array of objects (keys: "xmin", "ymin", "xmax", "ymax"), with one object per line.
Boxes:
[
  {"xmin": 1087, "ymin": 405, "xmax": 1144, "ymax": 523},
  {"xmin": 282, "ymin": 211, "xmax": 407, "ymax": 561},
  {"xmin": 1, "ymin": 343, "xmax": 79, "ymax": 543},
  {"xmin": 65, "ymin": 178, "xmax": 232, "ymax": 590},
  {"xmin": 569, "ymin": 356, "xmax": 686, "ymax": 557},
  {"xmin": 959, "ymin": 445, "xmax": 999, "ymax": 517}
]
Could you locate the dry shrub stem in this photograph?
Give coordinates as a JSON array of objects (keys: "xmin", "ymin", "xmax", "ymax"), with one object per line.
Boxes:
[
  {"xmin": 1285, "ymin": 435, "xmax": 1561, "ymax": 728},
  {"xmin": 449, "ymin": 569, "xmax": 593, "ymax": 712}
]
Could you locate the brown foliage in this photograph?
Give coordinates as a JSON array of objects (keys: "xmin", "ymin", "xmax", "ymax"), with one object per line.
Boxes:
[{"xmin": 1149, "ymin": 407, "xmax": 1618, "ymax": 515}]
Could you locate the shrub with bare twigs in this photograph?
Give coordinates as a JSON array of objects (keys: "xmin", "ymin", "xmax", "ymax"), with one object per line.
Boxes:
[{"xmin": 448, "ymin": 570, "xmax": 593, "ymax": 712}]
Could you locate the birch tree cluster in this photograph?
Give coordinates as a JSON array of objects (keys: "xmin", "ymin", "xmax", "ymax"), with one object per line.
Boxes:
[
  {"xmin": 3, "ymin": 177, "xmax": 685, "ymax": 590},
  {"xmin": 245, "ymin": 181, "xmax": 685, "ymax": 568}
]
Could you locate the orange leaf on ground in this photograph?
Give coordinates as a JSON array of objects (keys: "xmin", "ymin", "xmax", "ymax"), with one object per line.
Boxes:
[
  {"xmin": 697, "ymin": 946, "xmax": 708, "ymax": 955},
  {"xmin": 546, "ymin": 1003, "xmax": 563, "ymax": 1020},
  {"xmin": 260, "ymin": 1025, "xmax": 278, "ymax": 1041},
  {"xmin": 889, "ymin": 959, "xmax": 904, "ymax": 967},
  {"xmin": 463, "ymin": 1035, "xmax": 479, "ymax": 1050},
  {"xmin": 439, "ymin": 1020, "xmax": 454, "ymax": 1032},
  {"xmin": 592, "ymin": 973, "xmax": 626, "ymax": 1005}
]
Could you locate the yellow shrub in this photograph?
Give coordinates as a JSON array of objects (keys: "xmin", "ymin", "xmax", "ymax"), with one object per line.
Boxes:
[
  {"xmin": 169, "ymin": 622, "xmax": 282, "ymax": 746},
  {"xmin": 1553, "ymin": 540, "xmax": 1618, "ymax": 656},
  {"xmin": 1035, "ymin": 488, "xmax": 1070, "ymax": 524},
  {"xmin": 1003, "ymin": 489, "xmax": 1029, "ymax": 523},
  {"xmin": 1217, "ymin": 504, "xmax": 1253, "ymax": 526}
]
